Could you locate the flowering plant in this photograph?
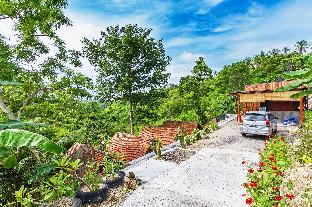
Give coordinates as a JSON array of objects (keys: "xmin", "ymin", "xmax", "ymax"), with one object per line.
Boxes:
[{"xmin": 243, "ymin": 137, "xmax": 294, "ymax": 206}]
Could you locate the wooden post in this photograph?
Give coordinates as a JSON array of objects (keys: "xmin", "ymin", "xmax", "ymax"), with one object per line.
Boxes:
[
  {"xmin": 237, "ymin": 94, "xmax": 242, "ymax": 123},
  {"xmin": 299, "ymin": 97, "xmax": 304, "ymax": 126}
]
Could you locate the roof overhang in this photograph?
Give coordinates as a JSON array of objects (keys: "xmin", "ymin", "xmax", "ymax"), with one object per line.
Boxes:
[{"xmin": 238, "ymin": 91, "xmax": 301, "ymax": 102}]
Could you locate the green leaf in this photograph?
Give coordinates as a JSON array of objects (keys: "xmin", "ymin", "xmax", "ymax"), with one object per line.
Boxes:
[
  {"xmin": 290, "ymin": 88, "xmax": 312, "ymax": 98},
  {"xmin": 0, "ymin": 121, "xmax": 48, "ymax": 130},
  {"xmin": 3, "ymin": 155, "xmax": 18, "ymax": 168},
  {"xmin": 262, "ymin": 173, "xmax": 269, "ymax": 185},
  {"xmin": 276, "ymin": 79, "xmax": 311, "ymax": 92},
  {"xmin": 43, "ymin": 192, "xmax": 54, "ymax": 201},
  {"xmin": 0, "ymin": 129, "xmax": 65, "ymax": 154},
  {"xmin": 0, "ymin": 147, "xmax": 10, "ymax": 158},
  {"xmin": 283, "ymin": 69, "xmax": 312, "ymax": 79},
  {"xmin": 0, "ymin": 81, "xmax": 22, "ymax": 86}
]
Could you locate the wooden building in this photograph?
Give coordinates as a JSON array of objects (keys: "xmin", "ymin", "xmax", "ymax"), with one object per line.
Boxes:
[{"xmin": 234, "ymin": 81, "xmax": 308, "ymax": 126}]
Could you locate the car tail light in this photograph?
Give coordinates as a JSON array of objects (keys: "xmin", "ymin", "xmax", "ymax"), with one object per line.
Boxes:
[{"xmin": 265, "ymin": 119, "xmax": 270, "ymax": 127}]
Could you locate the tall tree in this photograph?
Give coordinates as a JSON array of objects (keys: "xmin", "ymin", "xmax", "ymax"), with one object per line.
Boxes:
[
  {"xmin": 179, "ymin": 57, "xmax": 213, "ymax": 124},
  {"xmin": 82, "ymin": 24, "xmax": 171, "ymax": 134},
  {"xmin": 0, "ymin": 0, "xmax": 89, "ymax": 121},
  {"xmin": 295, "ymin": 40, "xmax": 309, "ymax": 54}
]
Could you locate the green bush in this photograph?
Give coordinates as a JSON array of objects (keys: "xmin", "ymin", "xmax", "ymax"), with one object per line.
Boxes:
[{"xmin": 243, "ymin": 137, "xmax": 293, "ymax": 206}]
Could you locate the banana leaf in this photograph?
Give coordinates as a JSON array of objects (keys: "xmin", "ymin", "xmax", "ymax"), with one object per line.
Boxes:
[
  {"xmin": 0, "ymin": 81, "xmax": 22, "ymax": 86},
  {"xmin": 0, "ymin": 129, "xmax": 65, "ymax": 155},
  {"xmin": 276, "ymin": 79, "xmax": 311, "ymax": 92},
  {"xmin": 0, "ymin": 121, "xmax": 48, "ymax": 130},
  {"xmin": 283, "ymin": 69, "xmax": 312, "ymax": 79}
]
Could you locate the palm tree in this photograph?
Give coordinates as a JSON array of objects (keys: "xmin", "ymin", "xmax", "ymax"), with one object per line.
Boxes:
[
  {"xmin": 295, "ymin": 40, "xmax": 309, "ymax": 54},
  {"xmin": 283, "ymin": 47, "xmax": 290, "ymax": 54},
  {"xmin": 270, "ymin": 48, "xmax": 280, "ymax": 57}
]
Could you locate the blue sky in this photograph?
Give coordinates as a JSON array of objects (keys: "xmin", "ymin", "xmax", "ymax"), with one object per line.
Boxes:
[{"xmin": 2, "ymin": 0, "xmax": 312, "ymax": 83}]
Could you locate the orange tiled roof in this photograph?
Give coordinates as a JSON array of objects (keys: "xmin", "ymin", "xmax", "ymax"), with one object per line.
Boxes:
[{"xmin": 244, "ymin": 81, "xmax": 294, "ymax": 92}]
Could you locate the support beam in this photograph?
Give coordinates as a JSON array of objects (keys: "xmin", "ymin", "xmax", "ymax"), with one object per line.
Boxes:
[
  {"xmin": 237, "ymin": 94, "xmax": 242, "ymax": 123},
  {"xmin": 300, "ymin": 97, "xmax": 304, "ymax": 126}
]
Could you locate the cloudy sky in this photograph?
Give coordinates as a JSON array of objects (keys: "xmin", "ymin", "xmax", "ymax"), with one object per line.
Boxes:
[{"xmin": 2, "ymin": 0, "xmax": 312, "ymax": 83}]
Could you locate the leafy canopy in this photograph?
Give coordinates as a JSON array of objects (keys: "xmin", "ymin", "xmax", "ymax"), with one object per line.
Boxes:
[{"xmin": 83, "ymin": 24, "xmax": 171, "ymax": 133}]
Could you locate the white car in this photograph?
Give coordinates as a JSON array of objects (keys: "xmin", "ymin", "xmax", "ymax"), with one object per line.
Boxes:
[{"xmin": 240, "ymin": 111, "xmax": 278, "ymax": 137}]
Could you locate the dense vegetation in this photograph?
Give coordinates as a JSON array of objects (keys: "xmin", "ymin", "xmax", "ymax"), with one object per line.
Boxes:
[{"xmin": 1, "ymin": 0, "xmax": 312, "ymax": 206}]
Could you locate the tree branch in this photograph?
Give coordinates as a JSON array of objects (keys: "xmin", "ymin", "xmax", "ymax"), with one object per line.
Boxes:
[
  {"xmin": 0, "ymin": 94, "xmax": 17, "ymax": 120},
  {"xmin": 16, "ymin": 86, "xmax": 52, "ymax": 119},
  {"xmin": 16, "ymin": 89, "xmax": 40, "ymax": 119},
  {"xmin": 0, "ymin": 15, "xmax": 10, "ymax": 20}
]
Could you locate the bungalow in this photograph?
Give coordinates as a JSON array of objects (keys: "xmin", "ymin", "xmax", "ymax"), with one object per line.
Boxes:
[{"xmin": 233, "ymin": 81, "xmax": 309, "ymax": 126}]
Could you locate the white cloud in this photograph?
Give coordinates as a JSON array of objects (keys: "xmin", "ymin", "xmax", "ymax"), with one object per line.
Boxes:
[
  {"xmin": 197, "ymin": 0, "xmax": 224, "ymax": 14},
  {"xmin": 178, "ymin": 51, "xmax": 203, "ymax": 62},
  {"xmin": 167, "ymin": 0, "xmax": 312, "ymax": 74}
]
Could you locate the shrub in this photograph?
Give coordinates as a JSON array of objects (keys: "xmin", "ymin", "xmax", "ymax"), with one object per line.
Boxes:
[
  {"xmin": 100, "ymin": 152, "xmax": 125, "ymax": 177},
  {"xmin": 243, "ymin": 137, "xmax": 293, "ymax": 206}
]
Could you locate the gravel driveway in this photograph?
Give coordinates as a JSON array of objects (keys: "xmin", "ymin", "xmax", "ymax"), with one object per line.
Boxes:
[{"xmin": 121, "ymin": 121, "xmax": 265, "ymax": 207}]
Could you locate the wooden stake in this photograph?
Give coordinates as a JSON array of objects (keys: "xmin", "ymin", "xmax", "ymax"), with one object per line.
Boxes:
[
  {"xmin": 300, "ymin": 97, "xmax": 304, "ymax": 126},
  {"xmin": 237, "ymin": 94, "xmax": 242, "ymax": 123}
]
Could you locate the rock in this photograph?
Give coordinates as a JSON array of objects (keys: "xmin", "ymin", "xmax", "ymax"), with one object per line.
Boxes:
[
  {"xmin": 128, "ymin": 171, "xmax": 136, "ymax": 179},
  {"xmin": 52, "ymin": 197, "xmax": 82, "ymax": 207}
]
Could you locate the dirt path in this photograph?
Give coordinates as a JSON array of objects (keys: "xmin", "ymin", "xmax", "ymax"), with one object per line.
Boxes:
[{"xmin": 121, "ymin": 121, "xmax": 265, "ymax": 207}]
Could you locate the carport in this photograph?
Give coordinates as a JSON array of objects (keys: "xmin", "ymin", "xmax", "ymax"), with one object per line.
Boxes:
[{"xmin": 233, "ymin": 81, "xmax": 308, "ymax": 126}]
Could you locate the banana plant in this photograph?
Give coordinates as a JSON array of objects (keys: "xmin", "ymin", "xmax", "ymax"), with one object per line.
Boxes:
[
  {"xmin": 276, "ymin": 68, "xmax": 312, "ymax": 97},
  {"xmin": 276, "ymin": 54, "xmax": 312, "ymax": 96},
  {"xmin": 0, "ymin": 129, "xmax": 65, "ymax": 168}
]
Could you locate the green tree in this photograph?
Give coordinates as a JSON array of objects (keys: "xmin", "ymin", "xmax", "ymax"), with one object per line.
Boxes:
[
  {"xmin": 179, "ymin": 57, "xmax": 213, "ymax": 124},
  {"xmin": 0, "ymin": 0, "xmax": 91, "ymax": 122},
  {"xmin": 83, "ymin": 24, "xmax": 171, "ymax": 134}
]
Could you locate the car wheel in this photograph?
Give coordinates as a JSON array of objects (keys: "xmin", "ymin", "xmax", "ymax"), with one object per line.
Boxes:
[{"xmin": 241, "ymin": 133, "xmax": 246, "ymax": 137}]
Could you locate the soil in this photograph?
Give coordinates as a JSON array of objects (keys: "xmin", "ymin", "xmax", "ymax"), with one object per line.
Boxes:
[
  {"xmin": 281, "ymin": 163, "xmax": 312, "ymax": 207},
  {"xmin": 87, "ymin": 177, "xmax": 140, "ymax": 207},
  {"xmin": 161, "ymin": 148, "xmax": 196, "ymax": 164}
]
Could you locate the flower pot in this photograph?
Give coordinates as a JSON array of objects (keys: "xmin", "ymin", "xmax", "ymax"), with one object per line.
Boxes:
[
  {"xmin": 105, "ymin": 171, "xmax": 126, "ymax": 188},
  {"xmin": 75, "ymin": 184, "xmax": 109, "ymax": 205}
]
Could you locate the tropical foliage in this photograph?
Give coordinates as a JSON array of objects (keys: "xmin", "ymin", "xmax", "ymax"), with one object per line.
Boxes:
[{"xmin": 1, "ymin": 0, "xmax": 312, "ymax": 206}]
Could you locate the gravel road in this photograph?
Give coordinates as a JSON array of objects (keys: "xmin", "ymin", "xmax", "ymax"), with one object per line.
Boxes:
[{"xmin": 121, "ymin": 121, "xmax": 265, "ymax": 207}]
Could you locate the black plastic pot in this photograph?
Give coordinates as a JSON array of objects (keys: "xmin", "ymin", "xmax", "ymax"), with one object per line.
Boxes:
[
  {"xmin": 105, "ymin": 171, "xmax": 126, "ymax": 188},
  {"xmin": 75, "ymin": 184, "xmax": 109, "ymax": 205}
]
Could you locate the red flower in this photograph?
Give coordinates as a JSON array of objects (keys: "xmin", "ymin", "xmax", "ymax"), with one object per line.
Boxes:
[
  {"xmin": 272, "ymin": 166, "xmax": 278, "ymax": 170},
  {"xmin": 246, "ymin": 198, "xmax": 253, "ymax": 205},
  {"xmin": 275, "ymin": 171, "xmax": 282, "ymax": 175},
  {"xmin": 273, "ymin": 204, "xmax": 279, "ymax": 207},
  {"xmin": 269, "ymin": 156, "xmax": 276, "ymax": 162},
  {"xmin": 242, "ymin": 193, "xmax": 246, "ymax": 196},
  {"xmin": 286, "ymin": 194, "xmax": 295, "ymax": 200},
  {"xmin": 242, "ymin": 160, "xmax": 247, "ymax": 165},
  {"xmin": 243, "ymin": 183, "xmax": 249, "ymax": 188},
  {"xmin": 250, "ymin": 181, "xmax": 257, "ymax": 188},
  {"xmin": 259, "ymin": 162, "xmax": 264, "ymax": 167},
  {"xmin": 275, "ymin": 196, "xmax": 283, "ymax": 201},
  {"xmin": 248, "ymin": 168, "xmax": 254, "ymax": 173}
]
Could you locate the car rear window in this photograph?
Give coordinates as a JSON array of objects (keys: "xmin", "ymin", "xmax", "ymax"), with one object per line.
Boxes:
[{"xmin": 244, "ymin": 113, "xmax": 266, "ymax": 121}]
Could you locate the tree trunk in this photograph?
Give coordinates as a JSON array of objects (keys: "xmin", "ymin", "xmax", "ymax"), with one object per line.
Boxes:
[{"xmin": 129, "ymin": 98, "xmax": 134, "ymax": 135}]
